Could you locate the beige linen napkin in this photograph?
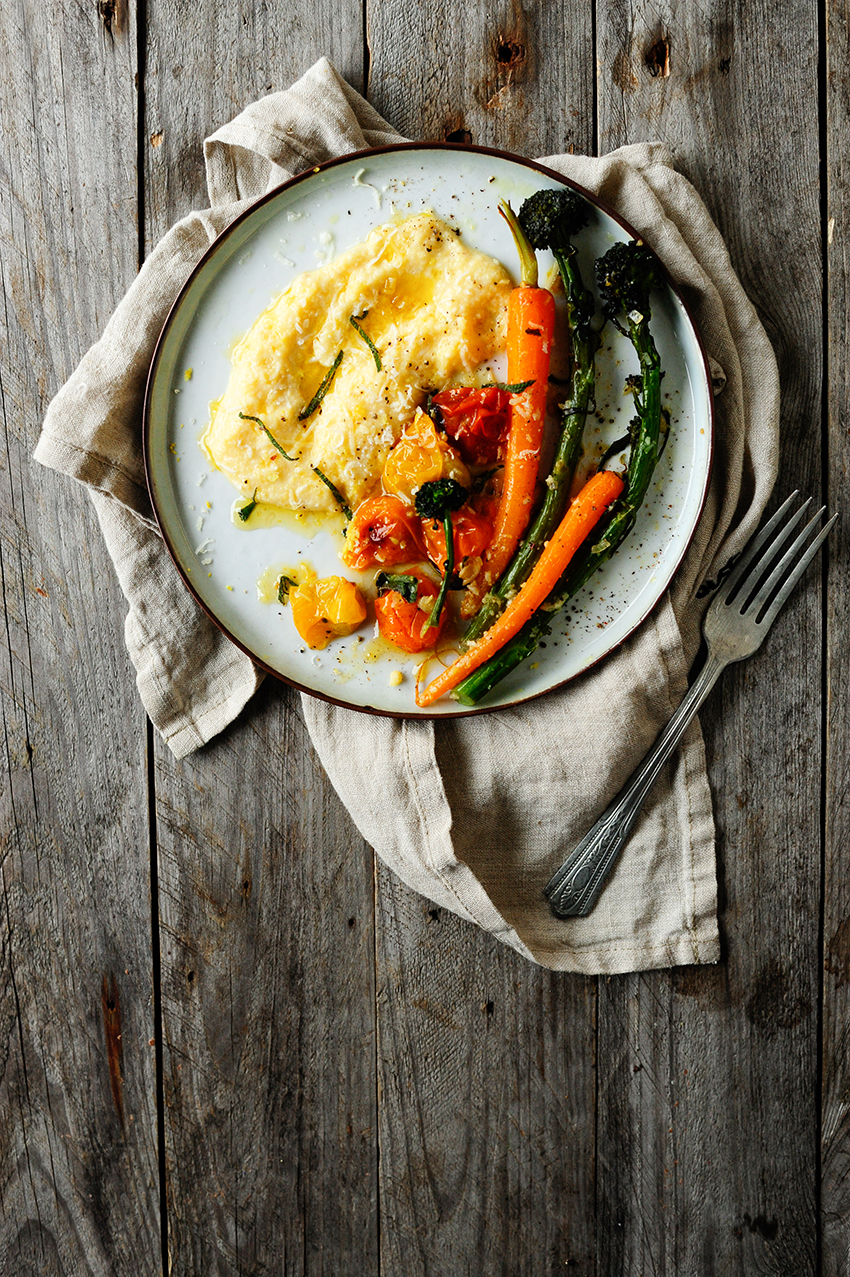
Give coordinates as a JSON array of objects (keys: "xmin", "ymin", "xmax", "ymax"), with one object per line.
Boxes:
[{"xmin": 35, "ymin": 58, "xmax": 779, "ymax": 974}]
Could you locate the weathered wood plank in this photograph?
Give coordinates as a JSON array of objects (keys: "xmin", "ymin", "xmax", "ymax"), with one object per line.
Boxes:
[
  {"xmin": 366, "ymin": 0, "xmax": 594, "ymax": 156},
  {"xmin": 822, "ymin": 0, "xmax": 850, "ymax": 1270},
  {"xmin": 376, "ymin": 866, "xmax": 597, "ymax": 1275},
  {"xmin": 367, "ymin": 6, "xmax": 599, "ymax": 1271},
  {"xmin": 142, "ymin": 11, "xmax": 377, "ymax": 1272},
  {"xmin": 143, "ymin": 0, "xmax": 365, "ymax": 241},
  {"xmin": 595, "ymin": 2, "xmax": 822, "ymax": 1273},
  {"xmin": 155, "ymin": 687, "xmax": 378, "ymax": 1276},
  {"xmin": 0, "ymin": 1, "xmax": 161, "ymax": 1272}
]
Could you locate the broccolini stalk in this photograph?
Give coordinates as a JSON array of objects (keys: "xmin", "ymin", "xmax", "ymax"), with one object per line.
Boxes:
[
  {"xmin": 462, "ymin": 188, "xmax": 596, "ymax": 647},
  {"xmin": 414, "ymin": 478, "xmax": 469, "ymax": 628},
  {"xmin": 452, "ymin": 238, "xmax": 663, "ymax": 706}
]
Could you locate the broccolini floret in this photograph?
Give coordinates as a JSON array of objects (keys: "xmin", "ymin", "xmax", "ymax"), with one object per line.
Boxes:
[
  {"xmin": 596, "ymin": 238, "xmax": 661, "ymax": 322},
  {"xmin": 517, "ymin": 187, "xmax": 590, "ymax": 253}
]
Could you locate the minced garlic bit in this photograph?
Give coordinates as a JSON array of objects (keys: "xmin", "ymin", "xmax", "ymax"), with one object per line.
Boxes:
[{"xmin": 388, "ymin": 670, "xmax": 404, "ymax": 687}]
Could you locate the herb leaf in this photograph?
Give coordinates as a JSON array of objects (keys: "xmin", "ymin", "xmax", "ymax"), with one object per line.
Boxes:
[
  {"xmin": 237, "ymin": 487, "xmax": 259, "ymax": 522},
  {"xmin": 349, "ymin": 314, "xmax": 382, "ymax": 371},
  {"xmin": 238, "ymin": 412, "xmax": 298, "ymax": 460},
  {"xmin": 312, "ymin": 466, "xmax": 352, "ymax": 520},
  {"xmin": 482, "ymin": 379, "xmax": 535, "ymax": 393},
  {"xmin": 375, "ymin": 571, "xmax": 419, "ymax": 604},
  {"xmin": 298, "ymin": 350, "xmax": 344, "ymax": 420},
  {"xmin": 277, "ymin": 574, "xmax": 295, "ymax": 605}
]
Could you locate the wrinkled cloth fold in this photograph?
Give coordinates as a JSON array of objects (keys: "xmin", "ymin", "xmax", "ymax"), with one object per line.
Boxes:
[{"xmin": 34, "ymin": 57, "xmax": 779, "ymax": 973}]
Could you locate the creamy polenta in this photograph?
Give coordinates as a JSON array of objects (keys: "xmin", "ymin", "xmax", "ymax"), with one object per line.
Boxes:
[{"xmin": 202, "ymin": 212, "xmax": 512, "ymax": 513}]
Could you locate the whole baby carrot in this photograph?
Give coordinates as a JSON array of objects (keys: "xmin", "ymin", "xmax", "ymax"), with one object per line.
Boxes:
[
  {"xmin": 415, "ymin": 468, "xmax": 625, "ymax": 707},
  {"xmin": 469, "ymin": 201, "xmax": 555, "ymax": 606}
]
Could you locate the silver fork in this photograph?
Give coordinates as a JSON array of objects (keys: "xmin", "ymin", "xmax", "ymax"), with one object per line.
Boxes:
[{"xmin": 545, "ymin": 491, "xmax": 837, "ymax": 920}]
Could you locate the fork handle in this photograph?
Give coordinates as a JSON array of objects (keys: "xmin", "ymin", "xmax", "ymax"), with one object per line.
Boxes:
[{"xmin": 545, "ymin": 651, "xmax": 727, "ymax": 918}]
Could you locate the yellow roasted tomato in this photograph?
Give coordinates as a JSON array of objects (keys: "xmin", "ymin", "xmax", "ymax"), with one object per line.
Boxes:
[
  {"xmin": 382, "ymin": 408, "xmax": 470, "ymax": 504},
  {"xmin": 290, "ymin": 576, "xmax": 367, "ymax": 649}
]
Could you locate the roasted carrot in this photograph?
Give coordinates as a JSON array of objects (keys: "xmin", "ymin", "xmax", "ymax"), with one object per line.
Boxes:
[
  {"xmin": 467, "ymin": 201, "xmax": 555, "ymax": 610},
  {"xmin": 415, "ymin": 469, "xmax": 625, "ymax": 707}
]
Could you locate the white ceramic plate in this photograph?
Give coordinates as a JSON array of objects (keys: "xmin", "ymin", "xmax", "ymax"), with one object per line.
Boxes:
[{"xmin": 144, "ymin": 144, "xmax": 713, "ymax": 717}]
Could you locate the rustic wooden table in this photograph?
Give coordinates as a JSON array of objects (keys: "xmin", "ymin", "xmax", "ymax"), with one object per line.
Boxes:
[{"xmin": 2, "ymin": 1, "xmax": 845, "ymax": 1273}]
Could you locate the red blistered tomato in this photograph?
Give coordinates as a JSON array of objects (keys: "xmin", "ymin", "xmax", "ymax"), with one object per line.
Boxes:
[
  {"xmin": 431, "ymin": 386, "xmax": 512, "ymax": 466},
  {"xmin": 342, "ymin": 495, "xmax": 425, "ymax": 570},
  {"xmin": 375, "ymin": 569, "xmax": 446, "ymax": 653},
  {"xmin": 421, "ymin": 506, "xmax": 493, "ymax": 574}
]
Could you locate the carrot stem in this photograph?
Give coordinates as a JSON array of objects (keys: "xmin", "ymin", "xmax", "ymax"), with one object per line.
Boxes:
[
  {"xmin": 498, "ymin": 200, "xmax": 538, "ymax": 288},
  {"xmin": 415, "ymin": 469, "xmax": 625, "ymax": 707}
]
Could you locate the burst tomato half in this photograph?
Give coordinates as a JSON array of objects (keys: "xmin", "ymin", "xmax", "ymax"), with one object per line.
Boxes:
[
  {"xmin": 342, "ymin": 495, "xmax": 425, "ymax": 571},
  {"xmin": 374, "ymin": 569, "xmax": 446, "ymax": 653},
  {"xmin": 430, "ymin": 386, "xmax": 512, "ymax": 466},
  {"xmin": 382, "ymin": 408, "xmax": 470, "ymax": 503},
  {"xmin": 421, "ymin": 506, "xmax": 493, "ymax": 574},
  {"xmin": 290, "ymin": 577, "xmax": 367, "ymax": 649}
]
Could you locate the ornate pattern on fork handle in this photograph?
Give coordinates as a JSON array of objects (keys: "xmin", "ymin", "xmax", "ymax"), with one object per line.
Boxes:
[{"xmin": 545, "ymin": 655, "xmax": 724, "ymax": 918}]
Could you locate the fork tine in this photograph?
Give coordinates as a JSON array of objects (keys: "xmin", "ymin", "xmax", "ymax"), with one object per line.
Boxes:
[
  {"xmin": 732, "ymin": 497, "xmax": 814, "ymax": 610},
  {"xmin": 716, "ymin": 490, "xmax": 802, "ymax": 602},
  {"xmin": 743, "ymin": 505, "xmax": 826, "ymax": 617},
  {"xmin": 754, "ymin": 511, "xmax": 837, "ymax": 631}
]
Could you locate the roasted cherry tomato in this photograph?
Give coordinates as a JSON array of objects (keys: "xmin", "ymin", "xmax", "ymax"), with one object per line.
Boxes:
[
  {"xmin": 342, "ymin": 495, "xmax": 425, "ymax": 570},
  {"xmin": 383, "ymin": 408, "xmax": 470, "ymax": 503},
  {"xmin": 374, "ymin": 569, "xmax": 446, "ymax": 653},
  {"xmin": 290, "ymin": 576, "xmax": 367, "ymax": 649},
  {"xmin": 430, "ymin": 386, "xmax": 511, "ymax": 466},
  {"xmin": 421, "ymin": 506, "xmax": 493, "ymax": 574}
]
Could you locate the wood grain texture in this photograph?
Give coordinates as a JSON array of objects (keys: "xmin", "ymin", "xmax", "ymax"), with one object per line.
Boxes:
[
  {"xmin": 366, "ymin": 0, "xmax": 594, "ymax": 155},
  {"xmin": 1, "ymin": 0, "xmax": 841, "ymax": 1273},
  {"xmin": 823, "ymin": 0, "xmax": 850, "ymax": 1270},
  {"xmin": 595, "ymin": 1, "xmax": 823, "ymax": 1273},
  {"xmin": 155, "ymin": 686, "xmax": 378, "ymax": 1276},
  {"xmin": 375, "ymin": 867, "xmax": 597, "ymax": 1276},
  {"xmin": 0, "ymin": 1, "xmax": 161, "ymax": 1273},
  {"xmin": 143, "ymin": 0, "xmax": 365, "ymax": 247}
]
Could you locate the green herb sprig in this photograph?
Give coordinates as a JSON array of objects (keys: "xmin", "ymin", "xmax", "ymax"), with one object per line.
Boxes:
[
  {"xmin": 238, "ymin": 413, "xmax": 298, "ymax": 460},
  {"xmin": 482, "ymin": 379, "xmax": 535, "ymax": 393},
  {"xmin": 237, "ymin": 488, "xmax": 259, "ymax": 522},
  {"xmin": 349, "ymin": 313, "xmax": 382, "ymax": 371},
  {"xmin": 298, "ymin": 350, "xmax": 344, "ymax": 421},
  {"xmin": 375, "ymin": 572, "xmax": 419, "ymax": 604},
  {"xmin": 312, "ymin": 466, "xmax": 352, "ymax": 520}
]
